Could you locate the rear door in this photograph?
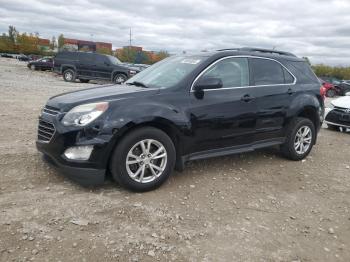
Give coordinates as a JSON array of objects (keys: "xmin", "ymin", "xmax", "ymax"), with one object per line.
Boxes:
[{"xmin": 249, "ymin": 57, "xmax": 296, "ymax": 141}]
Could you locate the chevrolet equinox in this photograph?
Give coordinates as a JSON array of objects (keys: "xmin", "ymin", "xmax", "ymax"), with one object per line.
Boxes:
[{"xmin": 37, "ymin": 47, "xmax": 324, "ymax": 191}]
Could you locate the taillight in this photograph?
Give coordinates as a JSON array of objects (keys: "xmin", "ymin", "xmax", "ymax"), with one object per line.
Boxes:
[{"xmin": 320, "ymin": 85, "xmax": 326, "ymax": 100}]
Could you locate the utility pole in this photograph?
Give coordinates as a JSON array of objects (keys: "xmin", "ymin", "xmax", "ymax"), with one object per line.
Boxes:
[{"xmin": 128, "ymin": 28, "xmax": 132, "ymax": 62}]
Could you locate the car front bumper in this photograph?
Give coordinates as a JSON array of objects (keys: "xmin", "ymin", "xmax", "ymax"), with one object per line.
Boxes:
[
  {"xmin": 36, "ymin": 111, "xmax": 115, "ymax": 186},
  {"xmin": 325, "ymin": 108, "xmax": 350, "ymax": 128}
]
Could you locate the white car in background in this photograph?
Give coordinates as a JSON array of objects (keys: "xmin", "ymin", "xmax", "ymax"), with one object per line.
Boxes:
[{"xmin": 325, "ymin": 95, "xmax": 350, "ymax": 131}]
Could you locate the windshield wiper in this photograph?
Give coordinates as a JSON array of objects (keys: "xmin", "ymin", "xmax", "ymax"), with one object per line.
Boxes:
[{"xmin": 127, "ymin": 81, "xmax": 148, "ymax": 88}]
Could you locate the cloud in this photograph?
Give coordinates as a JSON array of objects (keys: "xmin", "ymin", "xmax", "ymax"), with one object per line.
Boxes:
[{"xmin": 0, "ymin": 0, "xmax": 349, "ymax": 65}]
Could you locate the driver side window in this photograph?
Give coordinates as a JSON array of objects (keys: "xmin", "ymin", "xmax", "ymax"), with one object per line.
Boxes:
[{"xmin": 201, "ymin": 57, "xmax": 249, "ymax": 88}]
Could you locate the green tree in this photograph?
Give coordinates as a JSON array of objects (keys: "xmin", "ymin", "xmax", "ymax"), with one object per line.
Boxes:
[
  {"xmin": 96, "ymin": 47, "xmax": 112, "ymax": 55},
  {"xmin": 58, "ymin": 34, "xmax": 65, "ymax": 49}
]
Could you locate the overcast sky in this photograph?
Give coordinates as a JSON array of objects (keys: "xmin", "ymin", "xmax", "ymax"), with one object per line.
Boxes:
[{"xmin": 0, "ymin": 0, "xmax": 350, "ymax": 65}]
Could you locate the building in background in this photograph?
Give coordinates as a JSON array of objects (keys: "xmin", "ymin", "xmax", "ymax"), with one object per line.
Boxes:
[
  {"xmin": 38, "ymin": 38, "xmax": 50, "ymax": 52},
  {"xmin": 62, "ymin": 38, "xmax": 112, "ymax": 53}
]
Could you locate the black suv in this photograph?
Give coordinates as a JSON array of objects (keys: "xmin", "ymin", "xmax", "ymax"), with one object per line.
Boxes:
[
  {"xmin": 53, "ymin": 51, "xmax": 139, "ymax": 84},
  {"xmin": 37, "ymin": 47, "xmax": 324, "ymax": 191}
]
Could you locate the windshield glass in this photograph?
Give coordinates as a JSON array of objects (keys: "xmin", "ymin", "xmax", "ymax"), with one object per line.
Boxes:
[
  {"xmin": 126, "ymin": 55, "xmax": 205, "ymax": 88},
  {"xmin": 108, "ymin": 55, "xmax": 122, "ymax": 65}
]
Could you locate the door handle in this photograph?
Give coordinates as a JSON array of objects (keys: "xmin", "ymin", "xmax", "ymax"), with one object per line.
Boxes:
[
  {"xmin": 241, "ymin": 94, "xmax": 254, "ymax": 102},
  {"xmin": 287, "ymin": 88, "xmax": 294, "ymax": 95}
]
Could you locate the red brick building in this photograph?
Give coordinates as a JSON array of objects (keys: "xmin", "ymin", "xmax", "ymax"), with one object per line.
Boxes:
[{"xmin": 63, "ymin": 38, "xmax": 112, "ymax": 52}]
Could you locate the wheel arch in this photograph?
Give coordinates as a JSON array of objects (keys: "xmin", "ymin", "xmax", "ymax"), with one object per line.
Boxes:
[{"xmin": 106, "ymin": 118, "xmax": 185, "ymax": 174}]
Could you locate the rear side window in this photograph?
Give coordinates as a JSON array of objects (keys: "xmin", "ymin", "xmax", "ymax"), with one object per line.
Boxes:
[
  {"xmin": 250, "ymin": 58, "xmax": 286, "ymax": 85},
  {"xmin": 55, "ymin": 52, "xmax": 77, "ymax": 60},
  {"xmin": 286, "ymin": 61, "xmax": 319, "ymax": 84}
]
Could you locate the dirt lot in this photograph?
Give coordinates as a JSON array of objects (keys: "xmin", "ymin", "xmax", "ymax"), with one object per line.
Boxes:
[{"xmin": 0, "ymin": 57, "xmax": 349, "ymax": 262}]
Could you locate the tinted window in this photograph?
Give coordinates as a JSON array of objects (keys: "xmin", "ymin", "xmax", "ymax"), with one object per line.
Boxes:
[
  {"xmin": 287, "ymin": 61, "xmax": 319, "ymax": 84},
  {"xmin": 79, "ymin": 53, "xmax": 95, "ymax": 64},
  {"xmin": 96, "ymin": 54, "xmax": 108, "ymax": 65},
  {"xmin": 251, "ymin": 58, "xmax": 285, "ymax": 85},
  {"xmin": 200, "ymin": 57, "xmax": 249, "ymax": 88},
  {"xmin": 56, "ymin": 52, "xmax": 77, "ymax": 60},
  {"xmin": 283, "ymin": 67, "xmax": 294, "ymax": 84}
]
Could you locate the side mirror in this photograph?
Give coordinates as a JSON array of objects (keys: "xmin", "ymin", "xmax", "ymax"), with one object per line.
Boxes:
[{"xmin": 194, "ymin": 77, "xmax": 223, "ymax": 92}]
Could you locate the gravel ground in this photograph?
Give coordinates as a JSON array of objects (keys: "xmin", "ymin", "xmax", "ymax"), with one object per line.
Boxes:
[{"xmin": 0, "ymin": 58, "xmax": 349, "ymax": 262}]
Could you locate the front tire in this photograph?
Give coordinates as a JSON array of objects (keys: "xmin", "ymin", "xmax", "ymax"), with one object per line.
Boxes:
[
  {"xmin": 30, "ymin": 64, "xmax": 36, "ymax": 70},
  {"xmin": 110, "ymin": 127, "xmax": 176, "ymax": 192},
  {"xmin": 280, "ymin": 117, "xmax": 316, "ymax": 161},
  {"xmin": 113, "ymin": 73, "xmax": 127, "ymax": 84},
  {"xmin": 63, "ymin": 69, "xmax": 76, "ymax": 82}
]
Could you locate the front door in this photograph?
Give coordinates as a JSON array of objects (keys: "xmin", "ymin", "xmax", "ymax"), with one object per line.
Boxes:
[{"xmin": 188, "ymin": 57, "xmax": 257, "ymax": 153}]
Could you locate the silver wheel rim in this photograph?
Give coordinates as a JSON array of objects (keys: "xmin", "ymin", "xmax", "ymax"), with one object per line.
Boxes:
[
  {"xmin": 294, "ymin": 125, "xmax": 312, "ymax": 155},
  {"xmin": 115, "ymin": 76, "xmax": 125, "ymax": 83},
  {"xmin": 31, "ymin": 65, "xmax": 35, "ymax": 70},
  {"xmin": 65, "ymin": 72, "xmax": 73, "ymax": 81},
  {"xmin": 126, "ymin": 139, "xmax": 167, "ymax": 183}
]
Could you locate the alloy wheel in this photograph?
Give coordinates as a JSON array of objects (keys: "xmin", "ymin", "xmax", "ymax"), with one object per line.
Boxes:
[
  {"xmin": 65, "ymin": 72, "xmax": 73, "ymax": 81},
  {"xmin": 126, "ymin": 139, "xmax": 167, "ymax": 183},
  {"xmin": 294, "ymin": 125, "xmax": 312, "ymax": 154}
]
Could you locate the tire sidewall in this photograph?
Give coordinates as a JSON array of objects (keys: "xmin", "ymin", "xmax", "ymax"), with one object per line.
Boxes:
[
  {"xmin": 285, "ymin": 118, "xmax": 316, "ymax": 160},
  {"xmin": 110, "ymin": 128, "xmax": 176, "ymax": 191},
  {"xmin": 113, "ymin": 73, "xmax": 127, "ymax": 84},
  {"xmin": 63, "ymin": 69, "xmax": 76, "ymax": 82}
]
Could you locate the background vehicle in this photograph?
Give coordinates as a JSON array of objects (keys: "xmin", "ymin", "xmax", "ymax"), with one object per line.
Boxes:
[
  {"xmin": 319, "ymin": 78, "xmax": 340, "ymax": 97},
  {"xmin": 27, "ymin": 57, "xmax": 53, "ymax": 71},
  {"xmin": 17, "ymin": 54, "xmax": 29, "ymax": 61},
  {"xmin": 336, "ymin": 81, "xmax": 350, "ymax": 96},
  {"xmin": 53, "ymin": 51, "xmax": 139, "ymax": 84},
  {"xmin": 325, "ymin": 95, "xmax": 350, "ymax": 131},
  {"xmin": 37, "ymin": 47, "xmax": 324, "ymax": 191}
]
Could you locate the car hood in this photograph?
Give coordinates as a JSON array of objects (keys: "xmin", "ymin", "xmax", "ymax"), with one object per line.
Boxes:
[
  {"xmin": 331, "ymin": 96, "xmax": 350, "ymax": 108},
  {"xmin": 47, "ymin": 84, "xmax": 159, "ymax": 111}
]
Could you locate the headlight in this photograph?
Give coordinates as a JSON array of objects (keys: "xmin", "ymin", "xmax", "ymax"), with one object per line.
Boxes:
[
  {"xmin": 328, "ymin": 103, "xmax": 334, "ymax": 109},
  {"xmin": 129, "ymin": 70, "xmax": 137, "ymax": 75},
  {"xmin": 62, "ymin": 102, "xmax": 109, "ymax": 126}
]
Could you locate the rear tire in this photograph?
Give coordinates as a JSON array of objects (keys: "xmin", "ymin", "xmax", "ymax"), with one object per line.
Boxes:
[
  {"xmin": 113, "ymin": 73, "xmax": 127, "ymax": 84},
  {"xmin": 110, "ymin": 127, "xmax": 176, "ymax": 192},
  {"xmin": 280, "ymin": 117, "xmax": 316, "ymax": 161},
  {"xmin": 326, "ymin": 89, "xmax": 336, "ymax": 97},
  {"xmin": 63, "ymin": 69, "xmax": 76, "ymax": 82}
]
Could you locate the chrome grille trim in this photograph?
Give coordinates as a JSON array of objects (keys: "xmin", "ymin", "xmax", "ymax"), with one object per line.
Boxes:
[
  {"xmin": 37, "ymin": 119, "xmax": 55, "ymax": 143},
  {"xmin": 42, "ymin": 106, "xmax": 60, "ymax": 116}
]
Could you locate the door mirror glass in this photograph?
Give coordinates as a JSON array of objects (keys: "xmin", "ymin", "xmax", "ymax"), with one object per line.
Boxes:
[{"xmin": 194, "ymin": 77, "xmax": 223, "ymax": 91}]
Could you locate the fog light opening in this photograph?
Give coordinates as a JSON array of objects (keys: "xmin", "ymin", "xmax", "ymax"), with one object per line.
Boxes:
[{"xmin": 64, "ymin": 146, "xmax": 94, "ymax": 160}]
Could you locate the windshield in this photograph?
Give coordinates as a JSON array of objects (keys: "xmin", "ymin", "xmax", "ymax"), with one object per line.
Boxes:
[
  {"xmin": 108, "ymin": 55, "xmax": 122, "ymax": 65},
  {"xmin": 126, "ymin": 55, "xmax": 205, "ymax": 88}
]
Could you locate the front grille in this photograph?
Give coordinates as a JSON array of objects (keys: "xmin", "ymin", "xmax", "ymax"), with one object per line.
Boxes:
[
  {"xmin": 334, "ymin": 106, "xmax": 349, "ymax": 113},
  {"xmin": 38, "ymin": 119, "xmax": 55, "ymax": 142},
  {"xmin": 42, "ymin": 106, "xmax": 60, "ymax": 116}
]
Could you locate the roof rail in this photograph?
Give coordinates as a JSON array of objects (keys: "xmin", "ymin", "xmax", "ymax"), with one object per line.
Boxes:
[
  {"xmin": 216, "ymin": 47, "xmax": 296, "ymax": 57},
  {"xmin": 240, "ymin": 47, "xmax": 296, "ymax": 57}
]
